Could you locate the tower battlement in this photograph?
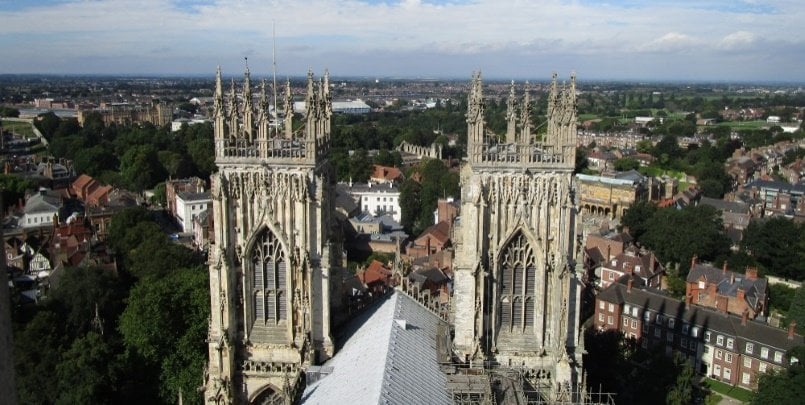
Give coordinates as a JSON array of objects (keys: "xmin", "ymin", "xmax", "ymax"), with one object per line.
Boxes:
[
  {"xmin": 213, "ymin": 67, "xmax": 331, "ymax": 166},
  {"xmin": 466, "ymin": 72, "xmax": 577, "ymax": 169}
]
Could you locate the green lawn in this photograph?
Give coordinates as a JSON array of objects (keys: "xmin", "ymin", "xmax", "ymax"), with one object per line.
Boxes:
[
  {"xmin": 1, "ymin": 119, "xmax": 35, "ymax": 138},
  {"xmin": 704, "ymin": 377, "xmax": 753, "ymax": 403},
  {"xmin": 716, "ymin": 120, "xmax": 769, "ymax": 130}
]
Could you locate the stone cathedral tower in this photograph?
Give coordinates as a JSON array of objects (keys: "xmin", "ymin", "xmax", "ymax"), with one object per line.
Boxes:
[
  {"xmin": 452, "ymin": 73, "xmax": 584, "ymax": 396},
  {"xmin": 204, "ymin": 66, "xmax": 337, "ymax": 404}
]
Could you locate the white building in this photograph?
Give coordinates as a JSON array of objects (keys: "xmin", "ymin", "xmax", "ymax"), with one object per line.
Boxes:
[
  {"xmin": 171, "ymin": 117, "xmax": 211, "ymax": 132},
  {"xmin": 337, "ymin": 181, "xmax": 401, "ymax": 222},
  {"xmin": 175, "ymin": 190, "xmax": 211, "ymax": 233},
  {"xmin": 294, "ymin": 99, "xmax": 371, "ymax": 114},
  {"xmin": 22, "ymin": 190, "xmax": 62, "ymax": 228}
]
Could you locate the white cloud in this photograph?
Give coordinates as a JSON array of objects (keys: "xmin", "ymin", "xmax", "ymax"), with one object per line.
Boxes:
[
  {"xmin": 0, "ymin": 0, "xmax": 803, "ymax": 79},
  {"xmin": 717, "ymin": 31, "xmax": 759, "ymax": 50}
]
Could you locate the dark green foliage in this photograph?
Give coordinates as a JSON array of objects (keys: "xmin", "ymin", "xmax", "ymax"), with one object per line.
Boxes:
[
  {"xmin": 584, "ymin": 329, "xmax": 702, "ymax": 404},
  {"xmin": 634, "ymin": 204, "xmax": 731, "ymax": 275},
  {"xmin": 0, "ymin": 106, "xmax": 20, "ymax": 117},
  {"xmin": 788, "ymin": 288, "xmax": 805, "ymax": 335},
  {"xmin": 769, "ymin": 283, "xmax": 796, "ymax": 319},
  {"xmin": 399, "ymin": 178, "xmax": 421, "ymax": 233},
  {"xmin": 620, "ymin": 200, "xmax": 657, "ymax": 241},
  {"xmin": 613, "ymin": 157, "xmax": 640, "ymax": 172},
  {"xmin": 575, "ymin": 147, "xmax": 589, "ymax": 174},
  {"xmin": 741, "ymin": 218, "xmax": 805, "ymax": 280},
  {"xmin": 0, "ymin": 173, "xmax": 35, "ymax": 211},
  {"xmin": 73, "ymin": 145, "xmax": 119, "ymax": 177},
  {"xmin": 666, "ymin": 358, "xmax": 701, "ymax": 405},
  {"xmin": 14, "ymin": 207, "xmax": 210, "ymax": 404},
  {"xmin": 119, "ymin": 267, "xmax": 210, "ymax": 404},
  {"xmin": 35, "ymin": 111, "xmax": 61, "ymax": 140},
  {"xmin": 107, "ymin": 206, "xmax": 154, "ymax": 252},
  {"xmin": 120, "ymin": 144, "xmax": 168, "ymax": 191}
]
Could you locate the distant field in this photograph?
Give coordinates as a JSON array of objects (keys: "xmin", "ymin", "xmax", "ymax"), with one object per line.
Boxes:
[
  {"xmin": 1, "ymin": 119, "xmax": 35, "ymax": 138},
  {"xmin": 716, "ymin": 120, "xmax": 769, "ymax": 130}
]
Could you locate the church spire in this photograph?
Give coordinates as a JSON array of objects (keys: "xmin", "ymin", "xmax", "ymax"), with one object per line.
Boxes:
[
  {"xmin": 505, "ymin": 80, "xmax": 517, "ymax": 144},
  {"xmin": 466, "ymin": 71, "xmax": 485, "ymax": 163},
  {"xmin": 257, "ymin": 79, "xmax": 270, "ymax": 141},
  {"xmin": 242, "ymin": 60, "xmax": 254, "ymax": 141},
  {"xmin": 519, "ymin": 81, "xmax": 532, "ymax": 145},
  {"xmin": 284, "ymin": 78, "xmax": 293, "ymax": 139},
  {"xmin": 228, "ymin": 79, "xmax": 239, "ymax": 139},
  {"xmin": 213, "ymin": 66, "xmax": 225, "ymax": 142}
]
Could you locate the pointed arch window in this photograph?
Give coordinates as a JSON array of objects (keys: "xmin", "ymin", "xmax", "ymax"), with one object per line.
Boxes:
[
  {"xmin": 499, "ymin": 232, "xmax": 538, "ymax": 333},
  {"xmin": 251, "ymin": 229, "xmax": 287, "ymax": 325}
]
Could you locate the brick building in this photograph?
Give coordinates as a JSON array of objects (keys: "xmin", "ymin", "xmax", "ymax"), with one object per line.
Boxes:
[
  {"xmin": 686, "ymin": 259, "xmax": 768, "ymax": 319},
  {"xmin": 594, "ymin": 277, "xmax": 801, "ymax": 389}
]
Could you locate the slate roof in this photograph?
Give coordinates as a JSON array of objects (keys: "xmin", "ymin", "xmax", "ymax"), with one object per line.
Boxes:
[
  {"xmin": 687, "ymin": 263, "xmax": 768, "ymax": 311},
  {"xmin": 300, "ymin": 292, "xmax": 451, "ymax": 405},
  {"xmin": 598, "ymin": 278, "xmax": 802, "ymax": 352},
  {"xmin": 699, "ymin": 197, "xmax": 749, "ymax": 214},
  {"xmin": 24, "ymin": 190, "xmax": 62, "ymax": 214}
]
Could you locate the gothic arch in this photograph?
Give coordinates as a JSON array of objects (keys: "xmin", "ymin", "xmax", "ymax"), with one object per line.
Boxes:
[
  {"xmin": 496, "ymin": 229, "xmax": 543, "ymax": 334},
  {"xmin": 250, "ymin": 384, "xmax": 286, "ymax": 405},
  {"xmin": 245, "ymin": 223, "xmax": 292, "ymax": 332}
]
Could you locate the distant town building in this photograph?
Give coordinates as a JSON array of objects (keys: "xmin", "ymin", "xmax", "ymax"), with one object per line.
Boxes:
[
  {"xmin": 576, "ymin": 170, "xmax": 648, "ymax": 219},
  {"xmin": 77, "ymin": 102, "xmax": 172, "ymax": 127},
  {"xmin": 337, "ymin": 181, "xmax": 401, "ymax": 223},
  {"xmin": 22, "ymin": 190, "xmax": 62, "ymax": 229}
]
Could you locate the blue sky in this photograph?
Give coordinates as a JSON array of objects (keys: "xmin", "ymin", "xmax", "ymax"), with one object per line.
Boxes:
[{"xmin": 0, "ymin": 0, "xmax": 803, "ymax": 81}]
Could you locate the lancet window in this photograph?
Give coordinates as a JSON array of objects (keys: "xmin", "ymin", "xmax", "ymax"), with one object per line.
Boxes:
[
  {"xmin": 252, "ymin": 229, "xmax": 287, "ymax": 325},
  {"xmin": 499, "ymin": 232, "xmax": 537, "ymax": 333}
]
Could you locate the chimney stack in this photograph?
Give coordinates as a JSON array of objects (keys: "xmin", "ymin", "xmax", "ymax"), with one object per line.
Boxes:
[
  {"xmin": 691, "ymin": 255, "xmax": 698, "ymax": 268},
  {"xmin": 741, "ymin": 309, "xmax": 749, "ymax": 326},
  {"xmin": 606, "ymin": 245, "xmax": 611, "ymax": 261},
  {"xmin": 627, "ymin": 277, "xmax": 633, "ymax": 293},
  {"xmin": 745, "ymin": 266, "xmax": 758, "ymax": 280},
  {"xmin": 722, "ymin": 261, "xmax": 728, "ymax": 276},
  {"xmin": 789, "ymin": 321, "xmax": 797, "ymax": 340}
]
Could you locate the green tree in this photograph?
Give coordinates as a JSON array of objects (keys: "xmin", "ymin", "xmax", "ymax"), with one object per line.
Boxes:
[
  {"xmin": 399, "ymin": 178, "xmax": 422, "ymax": 234},
  {"xmin": 741, "ymin": 218, "xmax": 805, "ymax": 280},
  {"xmin": 788, "ymin": 288, "xmax": 805, "ymax": 335},
  {"xmin": 120, "ymin": 144, "xmax": 168, "ymax": 191},
  {"xmin": 107, "ymin": 206, "xmax": 155, "ymax": 253},
  {"xmin": 73, "ymin": 145, "xmax": 119, "ymax": 177},
  {"xmin": 0, "ymin": 174, "xmax": 35, "ymax": 212},
  {"xmin": 613, "ymin": 157, "xmax": 640, "ymax": 172},
  {"xmin": 119, "ymin": 267, "xmax": 210, "ymax": 404},
  {"xmin": 666, "ymin": 358, "xmax": 700, "ymax": 405},
  {"xmin": 641, "ymin": 205, "xmax": 731, "ymax": 274},
  {"xmin": 55, "ymin": 332, "xmax": 121, "ymax": 404},
  {"xmin": 620, "ymin": 200, "xmax": 657, "ymax": 241}
]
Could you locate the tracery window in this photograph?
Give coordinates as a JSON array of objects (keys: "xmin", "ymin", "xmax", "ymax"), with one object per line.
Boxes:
[
  {"xmin": 252, "ymin": 229, "xmax": 287, "ymax": 325},
  {"xmin": 499, "ymin": 232, "xmax": 537, "ymax": 333}
]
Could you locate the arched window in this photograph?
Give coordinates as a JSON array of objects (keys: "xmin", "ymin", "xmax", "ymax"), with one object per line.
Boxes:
[
  {"xmin": 499, "ymin": 232, "xmax": 537, "ymax": 333},
  {"xmin": 252, "ymin": 386, "xmax": 286, "ymax": 405},
  {"xmin": 251, "ymin": 229, "xmax": 287, "ymax": 325}
]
